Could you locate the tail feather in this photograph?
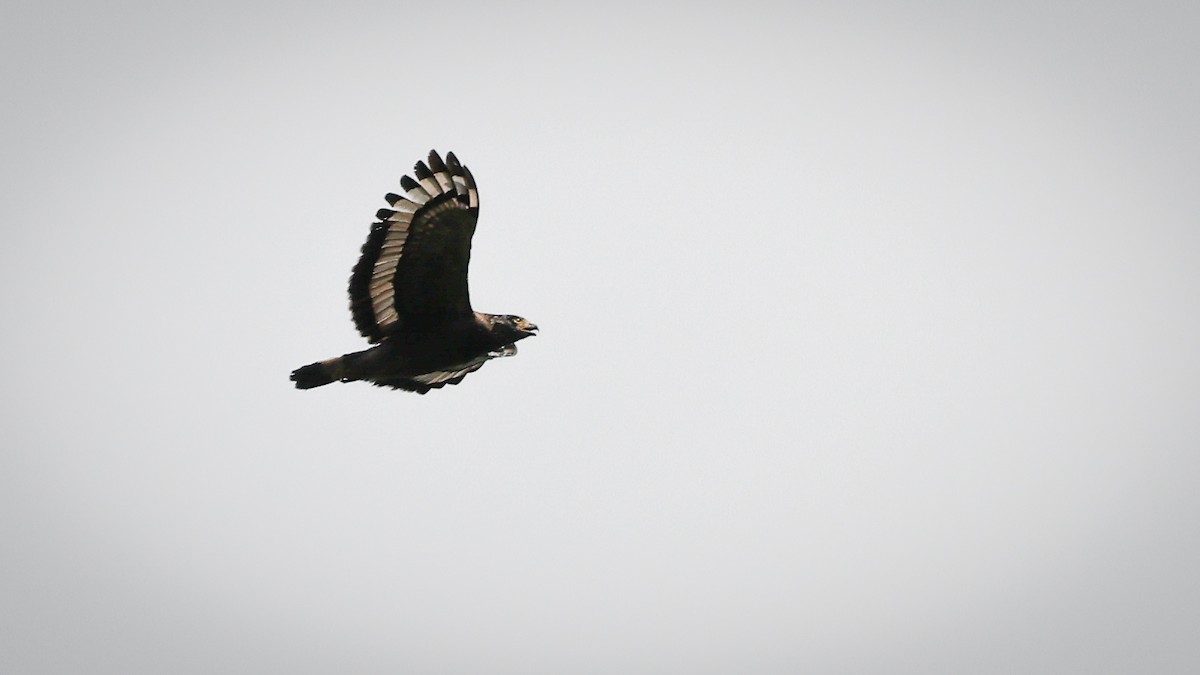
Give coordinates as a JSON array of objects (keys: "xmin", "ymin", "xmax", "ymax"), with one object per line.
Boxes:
[{"xmin": 290, "ymin": 358, "xmax": 343, "ymax": 389}]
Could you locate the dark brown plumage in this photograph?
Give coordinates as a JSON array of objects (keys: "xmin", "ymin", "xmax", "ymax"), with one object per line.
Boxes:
[{"xmin": 290, "ymin": 150, "xmax": 537, "ymax": 394}]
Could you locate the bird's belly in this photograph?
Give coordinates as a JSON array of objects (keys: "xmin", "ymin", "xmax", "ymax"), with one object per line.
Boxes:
[{"xmin": 359, "ymin": 332, "xmax": 490, "ymax": 378}]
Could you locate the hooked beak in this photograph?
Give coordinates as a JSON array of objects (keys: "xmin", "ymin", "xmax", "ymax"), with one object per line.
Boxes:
[{"xmin": 525, "ymin": 323, "xmax": 539, "ymax": 336}]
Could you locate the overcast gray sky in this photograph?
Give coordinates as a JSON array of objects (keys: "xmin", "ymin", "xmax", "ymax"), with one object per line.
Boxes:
[{"xmin": 3, "ymin": 1, "xmax": 1199, "ymax": 673}]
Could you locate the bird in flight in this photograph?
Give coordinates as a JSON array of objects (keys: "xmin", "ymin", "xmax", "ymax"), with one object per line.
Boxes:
[{"xmin": 291, "ymin": 150, "xmax": 537, "ymax": 393}]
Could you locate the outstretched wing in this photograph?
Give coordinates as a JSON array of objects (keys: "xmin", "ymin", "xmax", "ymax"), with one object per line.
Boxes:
[{"xmin": 348, "ymin": 150, "xmax": 481, "ymax": 343}]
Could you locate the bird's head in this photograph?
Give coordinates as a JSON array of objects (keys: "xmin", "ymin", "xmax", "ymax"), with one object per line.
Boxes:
[
  {"xmin": 490, "ymin": 314, "xmax": 539, "ymax": 342},
  {"xmin": 505, "ymin": 314, "xmax": 539, "ymax": 338}
]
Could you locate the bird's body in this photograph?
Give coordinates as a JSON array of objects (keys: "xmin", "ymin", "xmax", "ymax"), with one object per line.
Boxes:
[{"xmin": 291, "ymin": 151, "xmax": 536, "ymax": 394}]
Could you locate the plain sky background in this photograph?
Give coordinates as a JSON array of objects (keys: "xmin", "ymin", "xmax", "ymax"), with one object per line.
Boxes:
[{"xmin": 2, "ymin": 1, "xmax": 1198, "ymax": 673}]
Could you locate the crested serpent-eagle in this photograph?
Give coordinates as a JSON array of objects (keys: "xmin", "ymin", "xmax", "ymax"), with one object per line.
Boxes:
[{"xmin": 290, "ymin": 150, "xmax": 537, "ymax": 394}]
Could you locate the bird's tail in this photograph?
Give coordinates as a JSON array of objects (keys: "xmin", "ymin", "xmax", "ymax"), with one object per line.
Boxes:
[{"xmin": 290, "ymin": 358, "xmax": 347, "ymax": 389}]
